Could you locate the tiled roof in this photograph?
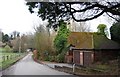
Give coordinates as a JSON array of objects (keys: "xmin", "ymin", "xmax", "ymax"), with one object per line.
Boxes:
[
  {"xmin": 67, "ymin": 32, "xmax": 120, "ymax": 49},
  {"xmin": 93, "ymin": 34, "xmax": 120, "ymax": 49},
  {"xmin": 67, "ymin": 32, "xmax": 93, "ymax": 49}
]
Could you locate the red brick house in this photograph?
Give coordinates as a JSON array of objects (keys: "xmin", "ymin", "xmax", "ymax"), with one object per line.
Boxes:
[{"xmin": 66, "ymin": 32, "xmax": 120, "ymax": 66}]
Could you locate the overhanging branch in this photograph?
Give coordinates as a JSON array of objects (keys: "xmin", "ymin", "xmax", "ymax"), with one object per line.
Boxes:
[{"xmin": 71, "ymin": 11, "xmax": 104, "ymax": 22}]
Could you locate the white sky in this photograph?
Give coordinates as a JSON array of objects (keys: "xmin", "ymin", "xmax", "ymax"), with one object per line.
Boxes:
[
  {"xmin": 0, "ymin": 0, "xmax": 115, "ymax": 35},
  {"xmin": 0, "ymin": 0, "xmax": 42, "ymax": 34}
]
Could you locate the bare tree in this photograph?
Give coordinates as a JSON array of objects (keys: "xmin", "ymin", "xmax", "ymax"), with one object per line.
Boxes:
[
  {"xmin": 34, "ymin": 24, "xmax": 56, "ymax": 60},
  {"xmin": 10, "ymin": 37, "xmax": 20, "ymax": 52},
  {"xmin": 25, "ymin": 33, "xmax": 35, "ymax": 49},
  {"xmin": 78, "ymin": 22, "xmax": 91, "ymax": 32},
  {"xmin": 67, "ymin": 19, "xmax": 91, "ymax": 32},
  {"xmin": 12, "ymin": 31, "xmax": 20, "ymax": 39},
  {"xmin": 21, "ymin": 34, "xmax": 27, "ymax": 52}
]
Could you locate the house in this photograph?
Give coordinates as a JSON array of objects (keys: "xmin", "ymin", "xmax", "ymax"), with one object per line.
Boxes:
[{"xmin": 66, "ymin": 32, "xmax": 120, "ymax": 66}]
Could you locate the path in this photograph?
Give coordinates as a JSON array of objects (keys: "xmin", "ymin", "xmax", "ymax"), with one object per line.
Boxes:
[{"xmin": 2, "ymin": 52, "xmax": 74, "ymax": 76}]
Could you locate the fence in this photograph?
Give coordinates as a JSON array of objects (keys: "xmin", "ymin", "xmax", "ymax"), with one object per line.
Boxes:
[{"xmin": 1, "ymin": 53, "xmax": 25, "ymax": 63}]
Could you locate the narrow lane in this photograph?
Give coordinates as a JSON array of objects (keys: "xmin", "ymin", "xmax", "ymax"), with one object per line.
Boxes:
[{"xmin": 2, "ymin": 52, "xmax": 71, "ymax": 75}]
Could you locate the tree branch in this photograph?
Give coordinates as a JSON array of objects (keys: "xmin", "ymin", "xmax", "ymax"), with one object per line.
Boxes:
[
  {"xmin": 106, "ymin": 12, "xmax": 119, "ymax": 22},
  {"xmin": 71, "ymin": 11, "xmax": 104, "ymax": 22}
]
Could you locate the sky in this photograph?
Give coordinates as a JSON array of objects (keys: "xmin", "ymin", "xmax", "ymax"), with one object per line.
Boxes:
[
  {"xmin": 0, "ymin": 0, "xmax": 115, "ymax": 35},
  {"xmin": 0, "ymin": 0, "xmax": 42, "ymax": 34}
]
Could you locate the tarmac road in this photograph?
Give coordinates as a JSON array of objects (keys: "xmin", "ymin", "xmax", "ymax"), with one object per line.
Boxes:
[{"xmin": 2, "ymin": 52, "xmax": 72, "ymax": 76}]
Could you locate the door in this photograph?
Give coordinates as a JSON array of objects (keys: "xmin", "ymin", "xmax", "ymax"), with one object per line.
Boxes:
[
  {"xmin": 73, "ymin": 50, "xmax": 80, "ymax": 64},
  {"xmin": 83, "ymin": 52, "xmax": 92, "ymax": 66}
]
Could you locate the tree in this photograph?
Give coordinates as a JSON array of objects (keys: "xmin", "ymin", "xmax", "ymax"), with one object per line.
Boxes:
[
  {"xmin": 54, "ymin": 21, "xmax": 70, "ymax": 54},
  {"xmin": 26, "ymin": 1, "xmax": 120, "ymax": 29},
  {"xmin": 12, "ymin": 31, "xmax": 20, "ymax": 39},
  {"xmin": 54, "ymin": 21, "xmax": 70, "ymax": 62},
  {"xmin": 17, "ymin": 32, "xmax": 20, "ymax": 37},
  {"xmin": 10, "ymin": 35, "xmax": 13, "ymax": 40},
  {"xmin": 10, "ymin": 37, "xmax": 20, "ymax": 52},
  {"xmin": 34, "ymin": 23, "xmax": 56, "ymax": 60},
  {"xmin": 25, "ymin": 33, "xmax": 35, "ymax": 49},
  {"xmin": 97, "ymin": 24, "xmax": 108, "ymax": 37},
  {"xmin": 110, "ymin": 21, "xmax": 120, "ymax": 44},
  {"xmin": 68, "ymin": 19, "xmax": 91, "ymax": 32},
  {"xmin": 21, "ymin": 34, "xmax": 27, "ymax": 52},
  {"xmin": 2, "ymin": 34, "xmax": 9, "ymax": 43},
  {"xmin": 78, "ymin": 22, "xmax": 91, "ymax": 32}
]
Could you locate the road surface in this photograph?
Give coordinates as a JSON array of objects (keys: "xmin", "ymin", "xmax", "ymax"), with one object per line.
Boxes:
[{"xmin": 2, "ymin": 52, "xmax": 72, "ymax": 75}]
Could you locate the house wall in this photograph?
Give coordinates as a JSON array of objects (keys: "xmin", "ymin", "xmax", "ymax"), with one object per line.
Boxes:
[
  {"xmin": 94, "ymin": 50, "xmax": 119, "ymax": 62},
  {"xmin": 73, "ymin": 50, "xmax": 93, "ymax": 66},
  {"xmin": 65, "ymin": 50, "xmax": 73, "ymax": 63},
  {"xmin": 71, "ymin": 49, "xmax": 119, "ymax": 67}
]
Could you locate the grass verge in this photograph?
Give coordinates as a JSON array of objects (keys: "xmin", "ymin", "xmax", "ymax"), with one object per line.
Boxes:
[{"xmin": 1, "ymin": 53, "xmax": 27, "ymax": 70}]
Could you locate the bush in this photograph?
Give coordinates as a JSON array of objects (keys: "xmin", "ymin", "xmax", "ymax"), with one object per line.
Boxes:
[
  {"xmin": 49, "ymin": 56, "xmax": 55, "ymax": 62},
  {"xmin": 44, "ymin": 56, "xmax": 55, "ymax": 62},
  {"xmin": 44, "ymin": 56, "xmax": 50, "ymax": 61},
  {"xmin": 56, "ymin": 53, "xmax": 65, "ymax": 63},
  {"xmin": 4, "ymin": 45, "xmax": 12, "ymax": 52}
]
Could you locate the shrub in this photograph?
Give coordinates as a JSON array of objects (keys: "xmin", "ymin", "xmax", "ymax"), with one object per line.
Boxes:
[
  {"xmin": 49, "ymin": 56, "xmax": 55, "ymax": 62},
  {"xmin": 44, "ymin": 56, "xmax": 49, "ymax": 61},
  {"xmin": 4, "ymin": 45, "xmax": 12, "ymax": 52},
  {"xmin": 56, "ymin": 53, "xmax": 65, "ymax": 63}
]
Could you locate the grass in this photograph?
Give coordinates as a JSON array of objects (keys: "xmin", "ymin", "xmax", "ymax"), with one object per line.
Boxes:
[
  {"xmin": 0, "ymin": 52, "xmax": 26, "ymax": 70},
  {"xmin": 2, "ymin": 57, "xmax": 20, "ymax": 70},
  {"xmin": 0, "ymin": 47, "xmax": 6, "ymax": 52}
]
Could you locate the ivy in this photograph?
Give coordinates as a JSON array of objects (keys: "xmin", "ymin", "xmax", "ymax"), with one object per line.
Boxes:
[{"xmin": 54, "ymin": 21, "xmax": 70, "ymax": 55}]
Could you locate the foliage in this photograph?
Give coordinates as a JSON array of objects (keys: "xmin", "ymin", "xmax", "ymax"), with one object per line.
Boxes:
[
  {"xmin": 11, "ymin": 31, "xmax": 20, "ymax": 39},
  {"xmin": 44, "ymin": 55, "xmax": 55, "ymax": 62},
  {"xmin": 26, "ymin": 1, "xmax": 120, "ymax": 29},
  {"xmin": 54, "ymin": 21, "xmax": 70, "ymax": 55},
  {"xmin": 26, "ymin": 33, "xmax": 35, "ymax": 49},
  {"xmin": 53, "ymin": 21, "xmax": 70, "ymax": 62},
  {"xmin": 97, "ymin": 24, "xmax": 108, "ymax": 37},
  {"xmin": 4, "ymin": 45, "xmax": 12, "ymax": 52},
  {"xmin": 2, "ymin": 34, "xmax": 9, "ymax": 43},
  {"xmin": 34, "ymin": 24, "xmax": 56, "ymax": 60},
  {"xmin": 21, "ymin": 34, "xmax": 28, "ymax": 52},
  {"xmin": 56, "ymin": 53, "xmax": 64, "ymax": 63},
  {"xmin": 110, "ymin": 21, "xmax": 120, "ymax": 44},
  {"xmin": 11, "ymin": 37, "xmax": 20, "ymax": 52}
]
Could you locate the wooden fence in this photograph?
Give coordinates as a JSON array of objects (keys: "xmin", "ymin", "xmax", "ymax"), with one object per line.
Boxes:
[{"xmin": 1, "ymin": 53, "xmax": 25, "ymax": 62}]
